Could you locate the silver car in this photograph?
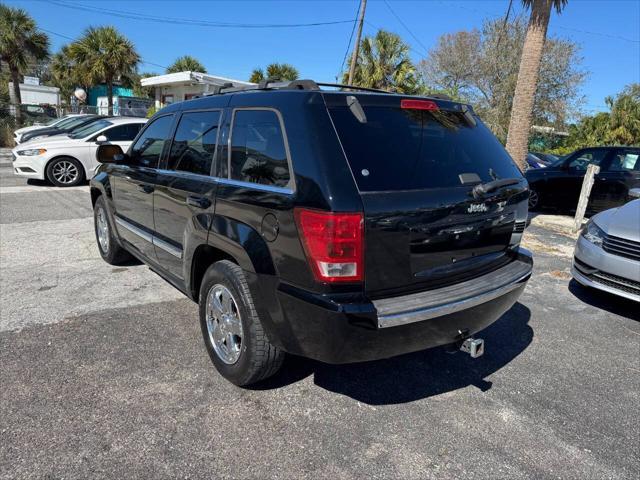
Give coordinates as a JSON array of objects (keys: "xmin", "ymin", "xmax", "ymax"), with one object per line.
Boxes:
[{"xmin": 572, "ymin": 189, "xmax": 640, "ymax": 302}]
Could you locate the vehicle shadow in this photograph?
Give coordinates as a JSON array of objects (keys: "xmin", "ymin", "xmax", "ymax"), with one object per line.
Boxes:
[
  {"xmin": 254, "ymin": 302, "xmax": 533, "ymax": 405},
  {"xmin": 568, "ymin": 279, "xmax": 639, "ymax": 321},
  {"xmin": 26, "ymin": 179, "xmax": 90, "ymax": 187}
]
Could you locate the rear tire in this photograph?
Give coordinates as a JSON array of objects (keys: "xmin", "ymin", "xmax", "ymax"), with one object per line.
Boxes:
[
  {"xmin": 46, "ymin": 156, "xmax": 85, "ymax": 187},
  {"xmin": 199, "ymin": 260, "xmax": 284, "ymax": 386},
  {"xmin": 93, "ymin": 195, "xmax": 132, "ymax": 265}
]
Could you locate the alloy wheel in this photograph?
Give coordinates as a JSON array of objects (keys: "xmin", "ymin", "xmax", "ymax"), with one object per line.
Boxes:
[
  {"xmin": 528, "ymin": 190, "xmax": 539, "ymax": 209},
  {"xmin": 96, "ymin": 206, "xmax": 110, "ymax": 254},
  {"xmin": 206, "ymin": 284, "xmax": 244, "ymax": 364},
  {"xmin": 52, "ymin": 160, "xmax": 79, "ymax": 185}
]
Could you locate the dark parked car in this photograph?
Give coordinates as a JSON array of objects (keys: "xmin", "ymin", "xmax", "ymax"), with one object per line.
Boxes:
[
  {"xmin": 527, "ymin": 153, "xmax": 550, "ymax": 170},
  {"xmin": 526, "ymin": 146, "xmax": 640, "ymax": 213},
  {"xmin": 91, "ymin": 80, "xmax": 533, "ymax": 386},
  {"xmin": 531, "ymin": 151, "xmax": 558, "ymax": 165},
  {"xmin": 19, "ymin": 114, "xmax": 103, "ymax": 143}
]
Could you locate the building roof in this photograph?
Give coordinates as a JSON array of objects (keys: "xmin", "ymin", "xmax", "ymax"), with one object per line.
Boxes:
[
  {"xmin": 141, "ymin": 71, "xmax": 254, "ymax": 88},
  {"xmin": 9, "ymin": 82, "xmax": 60, "ymax": 93}
]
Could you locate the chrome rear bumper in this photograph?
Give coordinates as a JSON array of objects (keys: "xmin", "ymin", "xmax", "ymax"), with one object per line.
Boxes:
[{"xmin": 374, "ymin": 248, "xmax": 533, "ymax": 328}]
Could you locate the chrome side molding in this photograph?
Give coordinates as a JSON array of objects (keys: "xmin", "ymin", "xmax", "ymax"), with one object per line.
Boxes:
[{"xmin": 115, "ymin": 216, "xmax": 183, "ymax": 259}]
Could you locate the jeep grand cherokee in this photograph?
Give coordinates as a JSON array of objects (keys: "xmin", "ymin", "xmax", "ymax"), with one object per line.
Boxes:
[{"xmin": 91, "ymin": 80, "xmax": 533, "ymax": 386}]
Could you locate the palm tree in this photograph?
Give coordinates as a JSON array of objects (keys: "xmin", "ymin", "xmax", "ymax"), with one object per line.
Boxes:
[
  {"xmin": 50, "ymin": 45, "xmax": 85, "ymax": 104},
  {"xmin": 0, "ymin": 5, "xmax": 49, "ymax": 122},
  {"xmin": 166, "ymin": 55, "xmax": 207, "ymax": 74},
  {"xmin": 68, "ymin": 26, "xmax": 140, "ymax": 115},
  {"xmin": 342, "ymin": 30, "xmax": 419, "ymax": 94},
  {"xmin": 505, "ymin": 0, "xmax": 568, "ymax": 171},
  {"xmin": 249, "ymin": 63, "xmax": 299, "ymax": 83}
]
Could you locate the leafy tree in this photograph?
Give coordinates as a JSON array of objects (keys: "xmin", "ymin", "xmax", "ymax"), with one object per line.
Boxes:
[
  {"xmin": 131, "ymin": 72, "xmax": 158, "ymax": 98},
  {"xmin": 50, "ymin": 45, "xmax": 86, "ymax": 103},
  {"xmin": 606, "ymin": 83, "xmax": 640, "ymax": 145},
  {"xmin": 505, "ymin": 0, "xmax": 569, "ymax": 171},
  {"xmin": 0, "ymin": 4, "xmax": 49, "ymax": 122},
  {"xmin": 419, "ymin": 16, "xmax": 585, "ymax": 143},
  {"xmin": 342, "ymin": 30, "xmax": 420, "ymax": 94},
  {"xmin": 68, "ymin": 26, "xmax": 140, "ymax": 116},
  {"xmin": 249, "ymin": 63, "xmax": 299, "ymax": 83},
  {"xmin": 552, "ymin": 84, "xmax": 640, "ymax": 153},
  {"xmin": 166, "ymin": 55, "xmax": 207, "ymax": 74}
]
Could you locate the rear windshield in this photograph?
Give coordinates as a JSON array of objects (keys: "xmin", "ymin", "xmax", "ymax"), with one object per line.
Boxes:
[{"xmin": 328, "ymin": 106, "xmax": 521, "ymax": 191}]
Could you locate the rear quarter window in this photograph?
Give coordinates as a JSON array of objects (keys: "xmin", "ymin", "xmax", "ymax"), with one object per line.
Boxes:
[
  {"xmin": 229, "ymin": 109, "xmax": 291, "ymax": 189},
  {"xmin": 329, "ymin": 106, "xmax": 521, "ymax": 191}
]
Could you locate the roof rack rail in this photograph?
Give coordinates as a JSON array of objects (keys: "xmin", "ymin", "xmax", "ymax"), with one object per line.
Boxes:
[
  {"xmin": 315, "ymin": 82, "xmax": 392, "ymax": 94},
  {"xmin": 194, "ymin": 79, "xmax": 453, "ymax": 101}
]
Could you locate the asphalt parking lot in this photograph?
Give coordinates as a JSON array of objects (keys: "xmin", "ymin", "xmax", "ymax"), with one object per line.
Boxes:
[{"xmin": 1, "ymin": 148, "xmax": 638, "ymax": 479}]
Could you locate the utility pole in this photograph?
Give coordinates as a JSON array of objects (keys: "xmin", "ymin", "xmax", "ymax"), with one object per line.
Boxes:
[{"xmin": 347, "ymin": 0, "xmax": 367, "ymax": 86}]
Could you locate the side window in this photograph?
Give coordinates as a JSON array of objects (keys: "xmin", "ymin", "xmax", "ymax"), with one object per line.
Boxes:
[
  {"xmin": 607, "ymin": 149, "xmax": 640, "ymax": 172},
  {"xmin": 567, "ymin": 149, "xmax": 608, "ymax": 171},
  {"xmin": 167, "ymin": 111, "xmax": 220, "ymax": 175},
  {"xmin": 229, "ymin": 110, "xmax": 290, "ymax": 188},
  {"xmin": 102, "ymin": 123, "xmax": 143, "ymax": 142},
  {"xmin": 128, "ymin": 115, "xmax": 174, "ymax": 168}
]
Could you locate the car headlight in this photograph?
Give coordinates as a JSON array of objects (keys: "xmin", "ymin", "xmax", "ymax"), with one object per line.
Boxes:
[
  {"xmin": 581, "ymin": 220, "xmax": 605, "ymax": 246},
  {"xmin": 17, "ymin": 148, "xmax": 47, "ymax": 156}
]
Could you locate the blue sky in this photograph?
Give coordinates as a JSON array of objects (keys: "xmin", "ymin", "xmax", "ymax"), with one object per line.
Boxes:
[{"xmin": 8, "ymin": 0, "xmax": 640, "ymax": 113}]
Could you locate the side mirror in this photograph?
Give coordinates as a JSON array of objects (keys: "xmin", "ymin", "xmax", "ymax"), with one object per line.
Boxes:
[
  {"xmin": 96, "ymin": 144, "xmax": 126, "ymax": 163},
  {"xmin": 629, "ymin": 188, "xmax": 640, "ymax": 199},
  {"xmin": 95, "ymin": 135, "xmax": 108, "ymax": 143}
]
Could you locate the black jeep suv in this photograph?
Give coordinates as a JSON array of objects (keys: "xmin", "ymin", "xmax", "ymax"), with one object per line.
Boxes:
[{"xmin": 91, "ymin": 80, "xmax": 533, "ymax": 386}]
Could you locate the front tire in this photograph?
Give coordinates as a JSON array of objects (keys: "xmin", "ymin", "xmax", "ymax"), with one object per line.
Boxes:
[
  {"xmin": 199, "ymin": 260, "xmax": 284, "ymax": 386},
  {"xmin": 46, "ymin": 157, "xmax": 84, "ymax": 187},
  {"xmin": 93, "ymin": 195, "xmax": 132, "ymax": 265}
]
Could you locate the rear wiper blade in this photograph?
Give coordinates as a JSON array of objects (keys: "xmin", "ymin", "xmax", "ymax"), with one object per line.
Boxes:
[{"xmin": 472, "ymin": 178, "xmax": 520, "ymax": 198}]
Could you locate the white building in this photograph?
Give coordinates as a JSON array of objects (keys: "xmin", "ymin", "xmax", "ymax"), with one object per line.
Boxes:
[
  {"xmin": 8, "ymin": 82, "xmax": 60, "ymax": 106},
  {"xmin": 141, "ymin": 71, "xmax": 254, "ymax": 109}
]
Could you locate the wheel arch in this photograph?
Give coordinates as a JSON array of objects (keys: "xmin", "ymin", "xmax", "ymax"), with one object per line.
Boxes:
[
  {"xmin": 188, "ymin": 216, "xmax": 277, "ymax": 302},
  {"xmin": 189, "ymin": 244, "xmax": 238, "ymax": 302}
]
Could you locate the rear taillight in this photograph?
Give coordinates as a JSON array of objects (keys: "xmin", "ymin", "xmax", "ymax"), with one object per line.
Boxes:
[
  {"xmin": 401, "ymin": 99, "xmax": 439, "ymax": 111},
  {"xmin": 294, "ymin": 208, "xmax": 364, "ymax": 283}
]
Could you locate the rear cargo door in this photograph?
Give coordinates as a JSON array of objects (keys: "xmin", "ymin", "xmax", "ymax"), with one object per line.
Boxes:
[{"xmin": 326, "ymin": 94, "xmax": 527, "ymax": 297}]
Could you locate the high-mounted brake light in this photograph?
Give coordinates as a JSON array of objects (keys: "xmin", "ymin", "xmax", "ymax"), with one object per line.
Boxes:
[
  {"xmin": 294, "ymin": 209, "xmax": 364, "ymax": 283},
  {"xmin": 401, "ymin": 99, "xmax": 439, "ymax": 111}
]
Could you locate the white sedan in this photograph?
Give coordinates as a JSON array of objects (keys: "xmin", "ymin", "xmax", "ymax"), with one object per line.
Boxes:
[{"xmin": 12, "ymin": 117, "xmax": 147, "ymax": 187}]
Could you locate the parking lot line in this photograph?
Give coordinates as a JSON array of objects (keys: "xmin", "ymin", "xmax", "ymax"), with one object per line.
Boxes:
[{"xmin": 0, "ymin": 185, "xmax": 91, "ymax": 194}]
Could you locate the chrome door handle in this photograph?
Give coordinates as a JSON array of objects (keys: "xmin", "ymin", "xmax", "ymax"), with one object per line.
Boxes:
[{"xmin": 187, "ymin": 196, "xmax": 211, "ymax": 209}]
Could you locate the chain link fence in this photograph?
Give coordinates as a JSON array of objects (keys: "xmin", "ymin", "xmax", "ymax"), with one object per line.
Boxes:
[{"xmin": 1, "ymin": 99, "xmax": 153, "ymax": 147}]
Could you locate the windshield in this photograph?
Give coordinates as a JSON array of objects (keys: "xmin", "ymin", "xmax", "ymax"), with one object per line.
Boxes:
[
  {"xmin": 42, "ymin": 117, "xmax": 64, "ymax": 127},
  {"xmin": 68, "ymin": 119, "xmax": 112, "ymax": 139},
  {"xmin": 328, "ymin": 105, "xmax": 521, "ymax": 191},
  {"xmin": 54, "ymin": 116, "xmax": 86, "ymax": 129},
  {"xmin": 59, "ymin": 116, "xmax": 95, "ymax": 131}
]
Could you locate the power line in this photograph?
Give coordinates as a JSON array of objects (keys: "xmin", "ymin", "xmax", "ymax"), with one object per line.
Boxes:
[
  {"xmin": 44, "ymin": 0, "xmax": 355, "ymax": 29},
  {"xmin": 382, "ymin": 0, "xmax": 429, "ymax": 55},
  {"xmin": 363, "ymin": 20, "xmax": 427, "ymax": 59}
]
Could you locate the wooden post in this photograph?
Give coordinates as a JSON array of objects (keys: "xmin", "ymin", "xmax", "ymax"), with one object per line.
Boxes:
[
  {"xmin": 574, "ymin": 164, "xmax": 600, "ymax": 232},
  {"xmin": 347, "ymin": 0, "xmax": 367, "ymax": 86}
]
